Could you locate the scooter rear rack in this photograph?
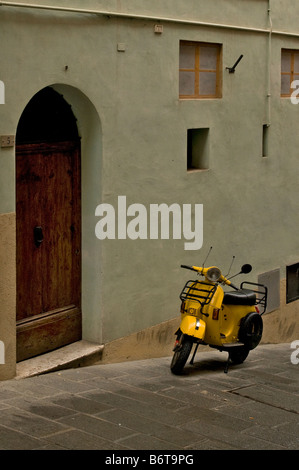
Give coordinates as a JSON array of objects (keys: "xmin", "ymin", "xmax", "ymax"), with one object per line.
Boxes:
[{"xmin": 240, "ymin": 281, "xmax": 268, "ymax": 314}]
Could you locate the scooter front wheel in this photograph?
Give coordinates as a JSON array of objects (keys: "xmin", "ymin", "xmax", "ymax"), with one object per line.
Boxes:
[
  {"xmin": 229, "ymin": 346, "xmax": 249, "ymax": 364},
  {"xmin": 170, "ymin": 336, "xmax": 193, "ymax": 375}
]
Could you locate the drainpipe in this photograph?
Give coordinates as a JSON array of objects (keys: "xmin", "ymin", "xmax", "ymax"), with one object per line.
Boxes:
[{"xmin": 267, "ymin": 0, "xmax": 273, "ymax": 128}]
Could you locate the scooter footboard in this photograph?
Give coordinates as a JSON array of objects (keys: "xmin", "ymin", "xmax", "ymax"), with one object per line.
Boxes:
[{"xmin": 180, "ymin": 315, "xmax": 206, "ymax": 340}]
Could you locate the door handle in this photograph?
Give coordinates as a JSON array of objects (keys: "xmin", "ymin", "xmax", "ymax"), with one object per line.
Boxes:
[{"xmin": 34, "ymin": 226, "xmax": 43, "ymax": 247}]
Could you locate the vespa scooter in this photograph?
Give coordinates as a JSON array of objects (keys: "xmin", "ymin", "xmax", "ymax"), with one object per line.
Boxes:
[{"xmin": 171, "ymin": 261, "xmax": 267, "ymax": 375}]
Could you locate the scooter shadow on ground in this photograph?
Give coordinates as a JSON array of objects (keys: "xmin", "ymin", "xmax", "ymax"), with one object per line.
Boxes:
[{"xmin": 174, "ymin": 352, "xmax": 248, "ymax": 377}]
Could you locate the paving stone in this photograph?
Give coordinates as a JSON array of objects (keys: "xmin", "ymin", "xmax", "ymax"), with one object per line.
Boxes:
[
  {"xmin": 0, "ymin": 407, "xmax": 68, "ymax": 438},
  {"xmin": 43, "ymin": 429, "xmax": 130, "ymax": 450},
  {"xmin": 58, "ymin": 413, "xmax": 137, "ymax": 442},
  {"xmin": 2, "ymin": 379, "xmax": 62, "ymax": 398},
  {"xmin": 47, "ymin": 393, "xmax": 114, "ymax": 415},
  {"xmin": 244, "ymin": 424, "xmax": 299, "ymax": 449},
  {"xmin": 81, "ymin": 389, "xmax": 192, "ymax": 426},
  {"xmin": 117, "ymin": 433, "xmax": 180, "ymax": 450},
  {"xmin": 232, "ymin": 384, "xmax": 299, "ymax": 413},
  {"xmin": 181, "ymin": 419, "xmax": 287, "ymax": 450},
  {"xmin": 185, "ymin": 438, "xmax": 238, "ymax": 450},
  {"xmin": 0, "ymin": 425, "xmax": 43, "ymax": 450},
  {"xmin": 158, "ymin": 385, "xmax": 234, "ymax": 409},
  {"xmin": 4, "ymin": 396, "xmax": 76, "ymax": 420},
  {"xmin": 97, "ymin": 408, "xmax": 198, "ymax": 447},
  {"xmin": 27, "ymin": 374, "xmax": 98, "ymax": 394},
  {"xmin": 212, "ymin": 400, "xmax": 298, "ymax": 427}
]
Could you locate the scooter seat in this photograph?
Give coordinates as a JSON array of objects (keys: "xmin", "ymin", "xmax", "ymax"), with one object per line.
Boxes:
[{"xmin": 223, "ymin": 289, "xmax": 256, "ymax": 306}]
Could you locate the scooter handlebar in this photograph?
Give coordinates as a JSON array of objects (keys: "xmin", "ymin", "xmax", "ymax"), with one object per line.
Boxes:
[
  {"xmin": 181, "ymin": 264, "xmax": 240, "ymax": 289},
  {"xmin": 181, "ymin": 264, "xmax": 197, "ymax": 272},
  {"xmin": 228, "ymin": 281, "xmax": 239, "ymax": 290}
]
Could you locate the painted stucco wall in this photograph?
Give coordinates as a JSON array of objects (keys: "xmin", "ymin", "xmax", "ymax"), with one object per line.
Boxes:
[{"xmin": 0, "ymin": 0, "xmax": 298, "ymax": 378}]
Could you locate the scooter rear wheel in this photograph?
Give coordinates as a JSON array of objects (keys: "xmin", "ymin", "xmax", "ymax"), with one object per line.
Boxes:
[
  {"xmin": 239, "ymin": 312, "xmax": 263, "ymax": 350},
  {"xmin": 170, "ymin": 337, "xmax": 193, "ymax": 375}
]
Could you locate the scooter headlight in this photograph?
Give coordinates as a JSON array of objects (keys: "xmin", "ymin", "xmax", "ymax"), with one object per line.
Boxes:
[{"xmin": 206, "ymin": 267, "xmax": 222, "ymax": 282}]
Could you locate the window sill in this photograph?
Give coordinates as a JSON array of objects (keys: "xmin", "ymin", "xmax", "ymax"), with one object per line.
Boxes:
[
  {"xmin": 179, "ymin": 97, "xmax": 222, "ymax": 101},
  {"xmin": 187, "ymin": 168, "xmax": 209, "ymax": 173}
]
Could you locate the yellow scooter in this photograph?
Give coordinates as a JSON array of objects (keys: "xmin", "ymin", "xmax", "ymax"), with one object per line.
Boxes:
[{"xmin": 171, "ymin": 261, "xmax": 267, "ymax": 375}]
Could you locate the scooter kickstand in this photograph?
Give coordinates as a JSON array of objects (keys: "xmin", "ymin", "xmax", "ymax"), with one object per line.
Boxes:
[
  {"xmin": 224, "ymin": 355, "xmax": 230, "ymax": 374},
  {"xmin": 190, "ymin": 343, "xmax": 199, "ymax": 365}
]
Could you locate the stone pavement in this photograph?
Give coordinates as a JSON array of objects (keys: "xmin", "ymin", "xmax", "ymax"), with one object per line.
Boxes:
[{"xmin": 0, "ymin": 343, "xmax": 298, "ymax": 451}]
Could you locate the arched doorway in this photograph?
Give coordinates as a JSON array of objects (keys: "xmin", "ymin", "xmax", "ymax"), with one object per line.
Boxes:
[{"xmin": 16, "ymin": 87, "xmax": 82, "ymax": 362}]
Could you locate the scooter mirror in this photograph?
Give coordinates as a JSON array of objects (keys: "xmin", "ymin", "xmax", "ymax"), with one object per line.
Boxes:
[{"xmin": 241, "ymin": 264, "xmax": 252, "ymax": 274}]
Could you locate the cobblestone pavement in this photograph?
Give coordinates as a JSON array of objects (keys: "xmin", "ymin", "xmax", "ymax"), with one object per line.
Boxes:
[{"xmin": 0, "ymin": 343, "xmax": 298, "ymax": 450}]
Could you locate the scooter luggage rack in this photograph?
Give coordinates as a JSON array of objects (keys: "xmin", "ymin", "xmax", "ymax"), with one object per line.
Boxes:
[
  {"xmin": 180, "ymin": 280, "xmax": 217, "ymax": 310},
  {"xmin": 240, "ymin": 281, "xmax": 268, "ymax": 315}
]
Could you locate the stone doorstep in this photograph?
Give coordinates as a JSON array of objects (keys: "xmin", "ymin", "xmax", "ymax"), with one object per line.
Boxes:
[{"xmin": 15, "ymin": 340, "xmax": 104, "ymax": 379}]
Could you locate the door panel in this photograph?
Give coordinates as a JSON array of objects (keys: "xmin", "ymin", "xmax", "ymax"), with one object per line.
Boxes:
[{"xmin": 16, "ymin": 140, "xmax": 81, "ymax": 362}]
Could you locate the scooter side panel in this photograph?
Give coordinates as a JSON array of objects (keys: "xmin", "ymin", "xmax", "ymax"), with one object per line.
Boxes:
[
  {"xmin": 180, "ymin": 314, "xmax": 206, "ymax": 340},
  {"xmin": 220, "ymin": 304, "xmax": 255, "ymax": 344}
]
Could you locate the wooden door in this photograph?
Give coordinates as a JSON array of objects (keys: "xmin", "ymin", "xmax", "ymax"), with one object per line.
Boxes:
[{"xmin": 16, "ymin": 140, "xmax": 81, "ymax": 362}]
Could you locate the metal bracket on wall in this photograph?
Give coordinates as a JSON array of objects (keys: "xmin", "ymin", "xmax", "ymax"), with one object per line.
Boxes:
[{"xmin": 226, "ymin": 54, "xmax": 243, "ymax": 73}]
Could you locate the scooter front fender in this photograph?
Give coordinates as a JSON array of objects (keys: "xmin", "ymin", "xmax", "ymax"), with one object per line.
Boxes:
[{"xmin": 180, "ymin": 315, "xmax": 206, "ymax": 340}]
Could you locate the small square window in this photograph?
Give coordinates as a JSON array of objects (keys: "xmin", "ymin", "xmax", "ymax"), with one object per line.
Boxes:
[
  {"xmin": 179, "ymin": 41, "xmax": 222, "ymax": 99},
  {"xmin": 187, "ymin": 128, "xmax": 209, "ymax": 171},
  {"xmin": 286, "ymin": 262, "xmax": 299, "ymax": 303}
]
